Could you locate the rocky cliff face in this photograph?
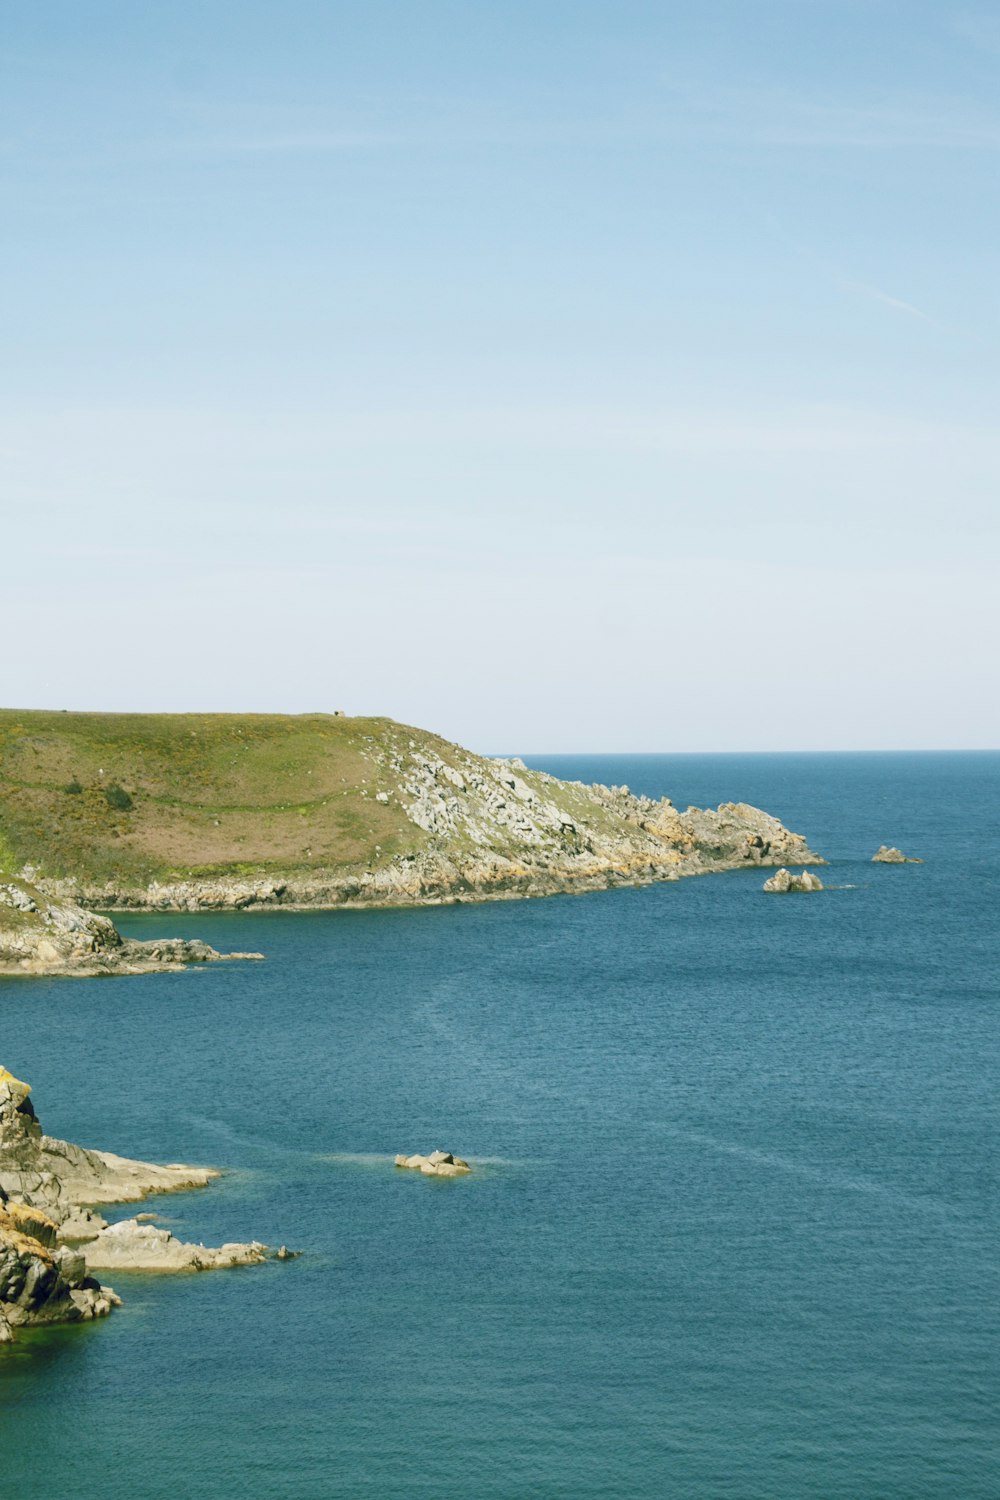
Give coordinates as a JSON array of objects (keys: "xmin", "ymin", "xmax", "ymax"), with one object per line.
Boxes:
[
  {"xmin": 0, "ymin": 1070, "xmax": 122, "ymax": 1340},
  {"xmin": 0, "ymin": 1189, "xmax": 121, "ymax": 1342},
  {"xmin": 0, "ymin": 878, "xmax": 263, "ymax": 976}
]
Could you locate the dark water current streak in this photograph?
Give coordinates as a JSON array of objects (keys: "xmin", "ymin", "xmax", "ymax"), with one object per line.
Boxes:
[{"xmin": 1, "ymin": 752, "xmax": 997, "ymax": 1498}]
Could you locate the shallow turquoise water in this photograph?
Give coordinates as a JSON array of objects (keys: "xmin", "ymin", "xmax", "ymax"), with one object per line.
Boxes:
[{"xmin": 1, "ymin": 752, "xmax": 997, "ymax": 1498}]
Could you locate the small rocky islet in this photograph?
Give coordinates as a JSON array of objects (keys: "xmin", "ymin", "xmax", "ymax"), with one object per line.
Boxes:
[
  {"xmin": 0, "ymin": 1067, "xmax": 284, "ymax": 1344},
  {"xmin": 395, "ymin": 1150, "xmax": 472, "ymax": 1178},
  {"xmin": 762, "ymin": 868, "xmax": 824, "ymax": 893}
]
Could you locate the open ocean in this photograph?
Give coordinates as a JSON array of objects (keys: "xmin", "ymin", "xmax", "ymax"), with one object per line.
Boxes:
[{"xmin": 1, "ymin": 751, "xmax": 997, "ymax": 1499}]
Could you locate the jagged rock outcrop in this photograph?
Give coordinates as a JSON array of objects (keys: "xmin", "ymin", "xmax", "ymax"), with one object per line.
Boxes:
[
  {"xmin": 0, "ymin": 1067, "xmax": 280, "ymax": 1341},
  {"xmin": 872, "ymin": 846, "xmax": 923, "ymax": 864},
  {"xmin": 81, "ymin": 1218, "xmax": 269, "ymax": 1272},
  {"xmin": 762, "ymin": 868, "xmax": 824, "ymax": 893},
  {"xmin": 395, "ymin": 1150, "xmax": 471, "ymax": 1178},
  {"xmin": 0, "ymin": 878, "xmax": 263, "ymax": 977},
  {"xmin": 0, "ymin": 1188, "xmax": 120, "ymax": 1341}
]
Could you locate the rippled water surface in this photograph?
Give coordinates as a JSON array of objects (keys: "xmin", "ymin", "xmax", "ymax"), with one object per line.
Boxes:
[{"xmin": 1, "ymin": 752, "xmax": 997, "ymax": 1498}]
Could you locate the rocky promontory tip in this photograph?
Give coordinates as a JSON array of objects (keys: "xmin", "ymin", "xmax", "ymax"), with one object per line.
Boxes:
[
  {"xmin": 0, "ymin": 878, "xmax": 264, "ymax": 978},
  {"xmin": 79, "ymin": 1218, "xmax": 270, "ymax": 1273},
  {"xmin": 762, "ymin": 868, "xmax": 824, "ymax": 893},
  {"xmin": 872, "ymin": 845, "xmax": 923, "ymax": 864},
  {"xmin": 0, "ymin": 1067, "xmax": 282, "ymax": 1342}
]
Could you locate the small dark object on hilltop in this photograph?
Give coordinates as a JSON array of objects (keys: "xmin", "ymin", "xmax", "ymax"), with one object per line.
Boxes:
[{"xmin": 104, "ymin": 782, "xmax": 133, "ymax": 811}]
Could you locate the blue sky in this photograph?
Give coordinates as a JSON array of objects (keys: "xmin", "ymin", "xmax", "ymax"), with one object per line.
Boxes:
[{"xmin": 3, "ymin": 1, "xmax": 998, "ymax": 749}]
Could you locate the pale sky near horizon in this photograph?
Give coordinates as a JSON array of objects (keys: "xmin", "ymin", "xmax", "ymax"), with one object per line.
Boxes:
[{"xmin": 3, "ymin": 1, "xmax": 999, "ymax": 751}]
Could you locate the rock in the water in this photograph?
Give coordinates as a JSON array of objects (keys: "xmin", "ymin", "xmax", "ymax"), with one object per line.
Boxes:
[
  {"xmin": 394, "ymin": 1150, "xmax": 472, "ymax": 1178},
  {"xmin": 762, "ymin": 868, "xmax": 824, "ymax": 893},
  {"xmin": 872, "ymin": 845, "xmax": 923, "ymax": 864}
]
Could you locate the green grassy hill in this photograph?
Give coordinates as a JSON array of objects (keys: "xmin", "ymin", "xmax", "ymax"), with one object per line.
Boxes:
[
  {"xmin": 0, "ymin": 709, "xmax": 822, "ymax": 908},
  {"xmin": 0, "ymin": 710, "xmax": 433, "ymax": 886}
]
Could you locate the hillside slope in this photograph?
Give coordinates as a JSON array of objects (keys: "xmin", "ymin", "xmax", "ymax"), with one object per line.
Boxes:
[{"xmin": 0, "ymin": 710, "xmax": 822, "ymax": 909}]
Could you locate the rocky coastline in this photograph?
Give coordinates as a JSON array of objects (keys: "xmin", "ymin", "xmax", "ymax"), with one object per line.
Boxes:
[
  {"xmin": 0, "ymin": 713, "xmax": 826, "ymax": 919},
  {"xmin": 0, "ymin": 878, "xmax": 263, "ymax": 978},
  {"xmin": 29, "ymin": 762, "xmax": 824, "ymax": 915},
  {"xmin": 0, "ymin": 1068, "xmax": 278, "ymax": 1342}
]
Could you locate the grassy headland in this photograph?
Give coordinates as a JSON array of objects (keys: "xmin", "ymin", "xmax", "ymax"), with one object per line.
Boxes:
[
  {"xmin": 0, "ymin": 710, "xmax": 428, "ymax": 886},
  {"xmin": 0, "ymin": 709, "xmax": 822, "ymax": 909}
]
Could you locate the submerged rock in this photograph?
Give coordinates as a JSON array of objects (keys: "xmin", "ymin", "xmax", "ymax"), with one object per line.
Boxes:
[
  {"xmin": 872, "ymin": 845, "xmax": 923, "ymax": 864},
  {"xmin": 394, "ymin": 1150, "xmax": 472, "ymax": 1178},
  {"xmin": 762, "ymin": 868, "xmax": 824, "ymax": 893}
]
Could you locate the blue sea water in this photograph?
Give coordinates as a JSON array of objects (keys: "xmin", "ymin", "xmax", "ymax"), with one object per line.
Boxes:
[{"xmin": 1, "ymin": 751, "xmax": 997, "ymax": 1499}]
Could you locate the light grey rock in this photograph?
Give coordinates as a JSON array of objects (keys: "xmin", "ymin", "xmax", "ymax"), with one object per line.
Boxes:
[
  {"xmin": 82, "ymin": 1218, "xmax": 269, "ymax": 1273},
  {"xmin": 762, "ymin": 868, "xmax": 824, "ymax": 893},
  {"xmin": 872, "ymin": 845, "xmax": 923, "ymax": 864},
  {"xmin": 0, "ymin": 884, "xmax": 37, "ymax": 913},
  {"xmin": 395, "ymin": 1150, "xmax": 471, "ymax": 1178},
  {"xmin": 0, "ymin": 1067, "xmax": 219, "ymax": 1222}
]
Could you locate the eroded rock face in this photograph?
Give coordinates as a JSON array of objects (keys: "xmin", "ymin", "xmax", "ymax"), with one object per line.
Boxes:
[
  {"xmin": 762, "ymin": 868, "xmax": 824, "ymax": 893},
  {"xmin": 0, "ymin": 1189, "xmax": 120, "ymax": 1339},
  {"xmin": 0, "ymin": 1067, "xmax": 281, "ymax": 1342},
  {"xmin": 0, "ymin": 879, "xmax": 263, "ymax": 977},
  {"xmin": 394, "ymin": 1151, "xmax": 472, "ymax": 1178},
  {"xmin": 872, "ymin": 845, "xmax": 923, "ymax": 864}
]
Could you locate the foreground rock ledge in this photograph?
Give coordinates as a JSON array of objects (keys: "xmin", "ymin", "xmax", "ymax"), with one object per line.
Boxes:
[
  {"xmin": 0, "ymin": 1068, "xmax": 282, "ymax": 1342},
  {"xmin": 0, "ymin": 879, "xmax": 263, "ymax": 978}
]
